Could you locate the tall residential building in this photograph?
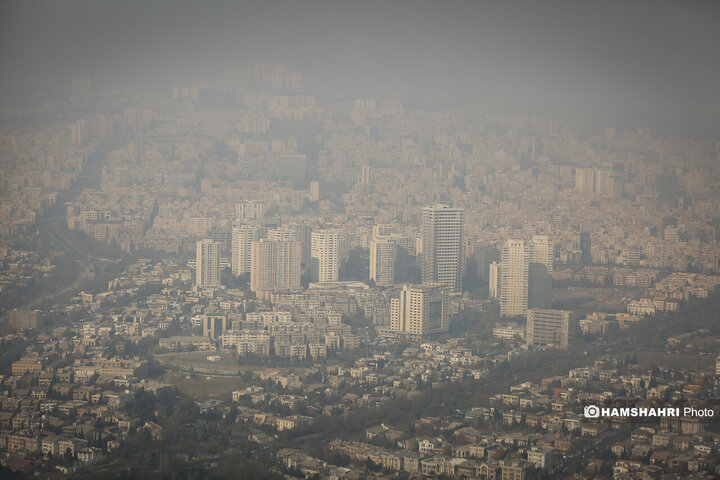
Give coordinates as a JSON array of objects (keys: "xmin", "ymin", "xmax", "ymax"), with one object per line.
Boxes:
[
  {"xmin": 311, "ymin": 229, "xmax": 345, "ymax": 282},
  {"xmin": 309, "ymin": 181, "xmax": 320, "ymax": 202},
  {"xmin": 575, "ymin": 167, "xmax": 595, "ymax": 194},
  {"xmin": 594, "ymin": 168, "xmax": 612, "ymax": 196},
  {"xmin": 203, "ymin": 313, "xmax": 227, "ymax": 340},
  {"xmin": 390, "ymin": 284, "xmax": 449, "ymax": 338},
  {"xmin": 575, "ymin": 167, "xmax": 619, "ymax": 198},
  {"xmin": 196, "ymin": 239, "xmax": 221, "ymax": 287},
  {"xmin": 369, "ymin": 236, "xmax": 397, "ymax": 286},
  {"xmin": 529, "ymin": 235, "xmax": 553, "ymax": 309},
  {"xmin": 360, "ymin": 165, "xmax": 372, "ymax": 185},
  {"xmin": 236, "ymin": 200, "xmax": 264, "ymax": 220},
  {"xmin": 70, "ymin": 119, "xmax": 87, "ymax": 147},
  {"xmin": 250, "ymin": 239, "xmax": 301, "ymax": 292},
  {"xmin": 290, "ymin": 223, "xmax": 312, "ymax": 267},
  {"xmin": 526, "ymin": 309, "xmax": 571, "ymax": 349},
  {"xmin": 500, "ymin": 239, "xmax": 530, "ymax": 316},
  {"xmin": 231, "ymin": 224, "xmax": 262, "ymax": 276},
  {"xmin": 489, "ymin": 261, "xmax": 501, "ymax": 300},
  {"xmin": 421, "ymin": 204, "xmax": 464, "ymax": 293}
]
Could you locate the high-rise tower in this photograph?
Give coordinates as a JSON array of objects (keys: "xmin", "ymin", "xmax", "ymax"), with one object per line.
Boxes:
[
  {"xmin": 421, "ymin": 204, "xmax": 464, "ymax": 293},
  {"xmin": 232, "ymin": 224, "xmax": 262, "ymax": 276},
  {"xmin": 369, "ymin": 225, "xmax": 398, "ymax": 286},
  {"xmin": 250, "ymin": 239, "xmax": 301, "ymax": 292},
  {"xmin": 196, "ymin": 239, "xmax": 221, "ymax": 287},
  {"xmin": 311, "ymin": 229, "xmax": 345, "ymax": 282},
  {"xmin": 500, "ymin": 239, "xmax": 530, "ymax": 316}
]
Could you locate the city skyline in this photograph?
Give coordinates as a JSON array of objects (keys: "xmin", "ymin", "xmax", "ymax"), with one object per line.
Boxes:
[{"xmin": 1, "ymin": 1, "xmax": 720, "ymax": 478}]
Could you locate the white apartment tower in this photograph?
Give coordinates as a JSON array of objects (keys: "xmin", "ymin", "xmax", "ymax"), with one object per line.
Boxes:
[
  {"xmin": 196, "ymin": 239, "xmax": 221, "ymax": 287},
  {"xmin": 390, "ymin": 284, "xmax": 449, "ymax": 338},
  {"xmin": 250, "ymin": 239, "xmax": 301, "ymax": 292},
  {"xmin": 500, "ymin": 239, "xmax": 530, "ymax": 316},
  {"xmin": 311, "ymin": 229, "xmax": 345, "ymax": 282},
  {"xmin": 421, "ymin": 204, "xmax": 464, "ymax": 293},
  {"xmin": 232, "ymin": 224, "xmax": 262, "ymax": 276}
]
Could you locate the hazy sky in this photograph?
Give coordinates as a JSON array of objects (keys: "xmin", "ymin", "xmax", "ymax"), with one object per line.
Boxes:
[{"xmin": 1, "ymin": 0, "xmax": 719, "ymax": 135}]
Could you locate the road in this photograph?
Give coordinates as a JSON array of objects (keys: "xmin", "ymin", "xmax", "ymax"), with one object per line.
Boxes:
[{"xmin": 3, "ymin": 142, "xmax": 132, "ymax": 316}]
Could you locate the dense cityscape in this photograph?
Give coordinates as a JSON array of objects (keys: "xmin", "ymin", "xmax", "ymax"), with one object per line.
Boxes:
[{"xmin": 2, "ymin": 1, "xmax": 720, "ymax": 479}]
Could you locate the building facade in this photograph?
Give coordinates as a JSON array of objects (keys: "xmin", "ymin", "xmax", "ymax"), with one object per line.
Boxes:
[
  {"xmin": 390, "ymin": 284, "xmax": 449, "ymax": 338},
  {"xmin": 311, "ymin": 229, "xmax": 345, "ymax": 283},
  {"xmin": 250, "ymin": 239, "xmax": 302, "ymax": 292},
  {"xmin": 421, "ymin": 204, "xmax": 464, "ymax": 293},
  {"xmin": 370, "ymin": 236, "xmax": 398, "ymax": 286},
  {"xmin": 196, "ymin": 239, "xmax": 221, "ymax": 287},
  {"xmin": 232, "ymin": 224, "xmax": 262, "ymax": 276},
  {"xmin": 500, "ymin": 239, "xmax": 530, "ymax": 316},
  {"xmin": 526, "ymin": 309, "xmax": 571, "ymax": 349}
]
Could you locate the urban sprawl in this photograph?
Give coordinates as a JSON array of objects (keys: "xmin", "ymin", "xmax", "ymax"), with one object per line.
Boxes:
[{"xmin": 1, "ymin": 65, "xmax": 720, "ymax": 479}]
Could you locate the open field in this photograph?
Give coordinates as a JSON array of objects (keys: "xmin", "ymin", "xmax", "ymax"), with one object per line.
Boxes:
[
  {"xmin": 155, "ymin": 351, "xmax": 248, "ymax": 375},
  {"xmin": 552, "ymin": 286, "xmax": 644, "ymax": 313},
  {"xmin": 159, "ymin": 372, "xmax": 250, "ymax": 401},
  {"xmin": 155, "ymin": 351, "xmax": 319, "ymax": 401}
]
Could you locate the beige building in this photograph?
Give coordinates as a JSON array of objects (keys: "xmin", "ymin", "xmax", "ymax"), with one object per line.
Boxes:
[
  {"xmin": 526, "ymin": 309, "xmax": 571, "ymax": 349},
  {"xmin": 250, "ymin": 239, "xmax": 302, "ymax": 292},
  {"xmin": 196, "ymin": 239, "xmax": 221, "ymax": 287},
  {"xmin": 8, "ymin": 309, "xmax": 43, "ymax": 330},
  {"xmin": 12, "ymin": 357, "xmax": 43, "ymax": 376},
  {"xmin": 391, "ymin": 284, "xmax": 449, "ymax": 338},
  {"xmin": 232, "ymin": 224, "xmax": 262, "ymax": 276},
  {"xmin": 203, "ymin": 314, "xmax": 228, "ymax": 340},
  {"xmin": 501, "ymin": 239, "xmax": 530, "ymax": 316}
]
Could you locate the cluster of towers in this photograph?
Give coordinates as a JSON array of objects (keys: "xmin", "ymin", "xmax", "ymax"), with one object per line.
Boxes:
[
  {"xmin": 196, "ymin": 203, "xmax": 466, "ymax": 339},
  {"xmin": 194, "ymin": 201, "xmax": 347, "ymax": 294}
]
